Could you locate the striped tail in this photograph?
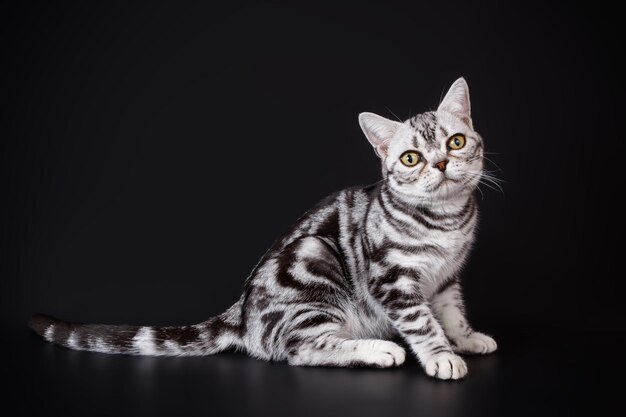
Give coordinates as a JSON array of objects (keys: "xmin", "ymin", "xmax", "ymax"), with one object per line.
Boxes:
[{"xmin": 28, "ymin": 301, "xmax": 243, "ymax": 356}]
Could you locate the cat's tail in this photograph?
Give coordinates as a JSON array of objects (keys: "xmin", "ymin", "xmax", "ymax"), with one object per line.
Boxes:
[{"xmin": 28, "ymin": 299, "xmax": 244, "ymax": 356}]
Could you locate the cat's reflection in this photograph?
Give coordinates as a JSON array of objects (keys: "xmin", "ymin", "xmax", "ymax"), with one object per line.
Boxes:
[{"xmin": 54, "ymin": 347, "xmax": 500, "ymax": 417}]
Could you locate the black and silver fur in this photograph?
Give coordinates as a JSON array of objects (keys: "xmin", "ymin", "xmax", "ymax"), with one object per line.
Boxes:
[{"xmin": 30, "ymin": 78, "xmax": 496, "ymax": 380}]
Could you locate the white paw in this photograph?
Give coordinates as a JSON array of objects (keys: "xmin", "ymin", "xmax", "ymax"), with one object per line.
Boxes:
[
  {"xmin": 424, "ymin": 352, "xmax": 467, "ymax": 380},
  {"xmin": 452, "ymin": 331, "xmax": 497, "ymax": 354},
  {"xmin": 359, "ymin": 340, "xmax": 406, "ymax": 368}
]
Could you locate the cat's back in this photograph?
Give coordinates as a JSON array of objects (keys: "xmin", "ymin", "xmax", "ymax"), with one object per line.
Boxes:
[
  {"xmin": 242, "ymin": 183, "xmax": 378, "ymax": 291},
  {"xmin": 269, "ymin": 182, "xmax": 380, "ymax": 250}
]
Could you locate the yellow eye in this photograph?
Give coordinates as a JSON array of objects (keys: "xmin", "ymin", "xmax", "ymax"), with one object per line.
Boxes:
[
  {"xmin": 399, "ymin": 151, "xmax": 421, "ymax": 167},
  {"xmin": 448, "ymin": 134, "xmax": 466, "ymax": 150}
]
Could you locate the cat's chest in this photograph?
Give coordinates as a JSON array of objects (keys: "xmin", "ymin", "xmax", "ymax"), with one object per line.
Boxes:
[
  {"xmin": 424, "ymin": 229, "xmax": 470, "ymax": 259},
  {"xmin": 418, "ymin": 230, "xmax": 470, "ymax": 294},
  {"xmin": 380, "ymin": 228, "xmax": 473, "ymax": 298}
]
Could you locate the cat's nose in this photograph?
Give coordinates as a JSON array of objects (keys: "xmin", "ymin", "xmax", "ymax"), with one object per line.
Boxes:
[{"xmin": 434, "ymin": 159, "xmax": 448, "ymax": 172}]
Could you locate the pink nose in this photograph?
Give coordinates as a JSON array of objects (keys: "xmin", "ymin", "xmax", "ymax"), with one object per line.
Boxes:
[{"xmin": 434, "ymin": 159, "xmax": 448, "ymax": 172}]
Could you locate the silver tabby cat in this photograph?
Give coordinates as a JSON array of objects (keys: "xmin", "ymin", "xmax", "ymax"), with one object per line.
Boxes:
[{"xmin": 30, "ymin": 78, "xmax": 496, "ymax": 380}]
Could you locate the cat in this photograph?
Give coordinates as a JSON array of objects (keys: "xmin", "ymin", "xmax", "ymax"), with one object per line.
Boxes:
[{"xmin": 29, "ymin": 77, "xmax": 497, "ymax": 380}]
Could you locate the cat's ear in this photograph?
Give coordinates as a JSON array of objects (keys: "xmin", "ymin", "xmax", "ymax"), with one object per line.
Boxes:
[
  {"xmin": 438, "ymin": 77, "xmax": 472, "ymax": 128},
  {"xmin": 358, "ymin": 112, "xmax": 402, "ymax": 159}
]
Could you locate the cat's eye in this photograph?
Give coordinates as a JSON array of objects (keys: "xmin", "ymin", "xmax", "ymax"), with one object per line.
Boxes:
[
  {"xmin": 399, "ymin": 151, "xmax": 421, "ymax": 167},
  {"xmin": 448, "ymin": 134, "xmax": 466, "ymax": 150}
]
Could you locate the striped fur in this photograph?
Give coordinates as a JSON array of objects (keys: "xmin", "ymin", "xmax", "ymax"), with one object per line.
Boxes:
[{"xmin": 30, "ymin": 77, "xmax": 496, "ymax": 380}]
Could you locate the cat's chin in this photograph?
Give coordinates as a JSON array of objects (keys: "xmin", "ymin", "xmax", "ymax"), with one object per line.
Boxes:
[
  {"xmin": 431, "ymin": 180, "xmax": 464, "ymax": 200},
  {"xmin": 427, "ymin": 191, "xmax": 471, "ymax": 205},
  {"xmin": 397, "ymin": 187, "xmax": 471, "ymax": 207}
]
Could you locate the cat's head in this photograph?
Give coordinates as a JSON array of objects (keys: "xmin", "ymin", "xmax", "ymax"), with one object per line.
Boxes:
[{"xmin": 359, "ymin": 78, "xmax": 483, "ymax": 203}]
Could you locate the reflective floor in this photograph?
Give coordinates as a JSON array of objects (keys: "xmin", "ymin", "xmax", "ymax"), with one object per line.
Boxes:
[{"xmin": 8, "ymin": 325, "xmax": 620, "ymax": 417}]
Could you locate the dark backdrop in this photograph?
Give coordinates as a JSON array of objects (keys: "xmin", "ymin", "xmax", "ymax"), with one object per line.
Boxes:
[{"xmin": 1, "ymin": 1, "xmax": 623, "ymax": 416}]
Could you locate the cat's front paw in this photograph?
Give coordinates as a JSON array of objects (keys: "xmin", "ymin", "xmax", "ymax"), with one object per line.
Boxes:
[
  {"xmin": 424, "ymin": 352, "xmax": 467, "ymax": 380},
  {"xmin": 359, "ymin": 340, "xmax": 406, "ymax": 367},
  {"xmin": 452, "ymin": 331, "xmax": 497, "ymax": 354}
]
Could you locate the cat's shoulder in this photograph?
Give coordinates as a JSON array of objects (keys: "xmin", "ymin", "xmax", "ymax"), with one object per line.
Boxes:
[{"xmin": 309, "ymin": 183, "xmax": 381, "ymax": 211}]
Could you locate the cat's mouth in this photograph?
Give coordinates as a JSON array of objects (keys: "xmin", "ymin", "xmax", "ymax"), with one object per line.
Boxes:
[{"xmin": 432, "ymin": 176, "xmax": 461, "ymax": 192}]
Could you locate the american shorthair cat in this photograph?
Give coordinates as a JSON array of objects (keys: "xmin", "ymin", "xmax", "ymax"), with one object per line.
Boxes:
[{"xmin": 30, "ymin": 77, "xmax": 497, "ymax": 380}]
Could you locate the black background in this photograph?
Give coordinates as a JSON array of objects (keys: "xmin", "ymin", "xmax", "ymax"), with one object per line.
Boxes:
[{"xmin": 1, "ymin": 1, "xmax": 624, "ymax": 416}]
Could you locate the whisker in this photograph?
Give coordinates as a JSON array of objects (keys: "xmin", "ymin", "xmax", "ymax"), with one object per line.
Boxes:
[
  {"xmin": 385, "ymin": 107, "xmax": 403, "ymax": 122},
  {"xmin": 481, "ymin": 178, "xmax": 505, "ymax": 195},
  {"xmin": 482, "ymin": 155, "xmax": 503, "ymax": 172},
  {"xmin": 475, "ymin": 184, "xmax": 485, "ymax": 200},
  {"xmin": 480, "ymin": 174, "xmax": 507, "ymax": 184},
  {"xmin": 477, "ymin": 180, "xmax": 502, "ymax": 194},
  {"xmin": 467, "ymin": 170, "xmax": 508, "ymax": 184},
  {"xmin": 463, "ymin": 171, "xmax": 505, "ymax": 197}
]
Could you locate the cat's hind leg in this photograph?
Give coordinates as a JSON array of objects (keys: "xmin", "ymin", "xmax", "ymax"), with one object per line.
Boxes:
[
  {"xmin": 285, "ymin": 325, "xmax": 406, "ymax": 368},
  {"xmin": 266, "ymin": 235, "xmax": 404, "ymax": 367}
]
